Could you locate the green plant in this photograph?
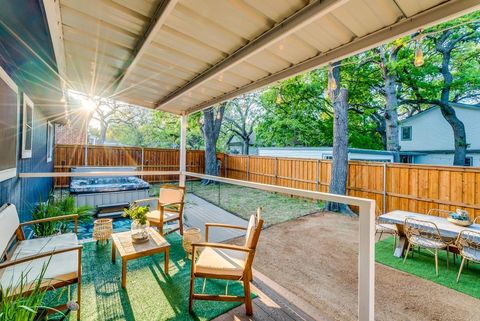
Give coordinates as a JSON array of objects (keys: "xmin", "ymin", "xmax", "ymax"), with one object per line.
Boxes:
[
  {"xmin": 0, "ymin": 259, "xmax": 63, "ymax": 321},
  {"xmin": 123, "ymin": 204, "xmax": 150, "ymax": 225},
  {"xmin": 32, "ymin": 194, "xmax": 94, "ymax": 237}
]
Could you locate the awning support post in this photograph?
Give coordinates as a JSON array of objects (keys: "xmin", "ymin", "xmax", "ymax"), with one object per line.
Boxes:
[{"xmin": 179, "ymin": 113, "xmax": 187, "ymax": 186}]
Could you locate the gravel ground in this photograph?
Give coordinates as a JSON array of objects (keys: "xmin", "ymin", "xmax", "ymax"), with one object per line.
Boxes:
[{"xmin": 231, "ymin": 212, "xmax": 480, "ymax": 321}]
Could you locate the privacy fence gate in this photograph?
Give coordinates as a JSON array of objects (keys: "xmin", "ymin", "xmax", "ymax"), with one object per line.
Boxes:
[{"xmin": 55, "ymin": 144, "xmax": 480, "ymax": 219}]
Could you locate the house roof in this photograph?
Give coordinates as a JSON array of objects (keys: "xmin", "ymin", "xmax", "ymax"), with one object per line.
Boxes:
[
  {"xmin": 400, "ymin": 102, "xmax": 480, "ymax": 125},
  {"xmin": 258, "ymin": 146, "xmax": 394, "ymax": 156},
  {"xmin": 38, "ymin": 0, "xmax": 478, "ymax": 115}
]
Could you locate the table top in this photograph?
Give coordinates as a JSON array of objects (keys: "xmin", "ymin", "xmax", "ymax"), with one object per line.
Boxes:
[
  {"xmin": 379, "ymin": 210, "xmax": 480, "ymax": 239},
  {"xmin": 112, "ymin": 227, "xmax": 170, "ymax": 258}
]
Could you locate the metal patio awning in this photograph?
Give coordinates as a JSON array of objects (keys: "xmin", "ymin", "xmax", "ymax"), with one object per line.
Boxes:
[{"xmin": 44, "ymin": 0, "xmax": 479, "ymax": 115}]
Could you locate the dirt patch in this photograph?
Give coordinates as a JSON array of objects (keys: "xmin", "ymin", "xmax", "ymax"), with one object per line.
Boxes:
[{"xmin": 232, "ymin": 212, "xmax": 480, "ymax": 321}]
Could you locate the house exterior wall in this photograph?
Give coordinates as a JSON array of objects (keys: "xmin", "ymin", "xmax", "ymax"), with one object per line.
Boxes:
[
  {"xmin": 414, "ymin": 153, "xmax": 480, "ymax": 167},
  {"xmin": 0, "ymin": 91, "xmax": 53, "ymax": 222},
  {"xmin": 399, "ymin": 107, "xmax": 480, "ymax": 151},
  {"xmin": 257, "ymin": 147, "xmax": 394, "ymax": 162}
]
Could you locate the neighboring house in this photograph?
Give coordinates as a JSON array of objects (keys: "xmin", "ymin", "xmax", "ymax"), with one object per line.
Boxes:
[
  {"xmin": 257, "ymin": 147, "xmax": 394, "ymax": 162},
  {"xmin": 399, "ymin": 103, "xmax": 480, "ymax": 166},
  {"xmin": 227, "ymin": 134, "xmax": 256, "ymax": 155},
  {"xmin": 0, "ymin": 1, "xmax": 66, "ymax": 221}
]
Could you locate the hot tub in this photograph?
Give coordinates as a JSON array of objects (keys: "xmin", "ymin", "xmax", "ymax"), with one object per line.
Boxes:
[{"xmin": 70, "ymin": 167, "xmax": 150, "ymax": 214}]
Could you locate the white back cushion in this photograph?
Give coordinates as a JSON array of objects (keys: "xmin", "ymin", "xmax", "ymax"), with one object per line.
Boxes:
[
  {"xmin": 244, "ymin": 215, "xmax": 257, "ymax": 249},
  {"xmin": 0, "ymin": 204, "xmax": 20, "ymax": 255},
  {"xmin": 159, "ymin": 187, "xmax": 184, "ymax": 204}
]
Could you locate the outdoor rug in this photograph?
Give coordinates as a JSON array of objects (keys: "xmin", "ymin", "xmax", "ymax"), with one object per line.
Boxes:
[
  {"xmin": 376, "ymin": 237, "xmax": 480, "ymax": 299},
  {"xmin": 57, "ymin": 233, "xmax": 252, "ymax": 321}
]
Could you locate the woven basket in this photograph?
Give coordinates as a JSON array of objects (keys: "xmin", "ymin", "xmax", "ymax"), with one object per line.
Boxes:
[
  {"xmin": 183, "ymin": 227, "xmax": 202, "ymax": 257},
  {"xmin": 93, "ymin": 218, "xmax": 113, "ymax": 243}
]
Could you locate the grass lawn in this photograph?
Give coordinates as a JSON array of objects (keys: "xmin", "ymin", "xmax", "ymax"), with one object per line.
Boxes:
[
  {"xmin": 376, "ymin": 237, "xmax": 480, "ymax": 299},
  {"xmin": 186, "ymin": 181, "xmax": 323, "ymax": 226}
]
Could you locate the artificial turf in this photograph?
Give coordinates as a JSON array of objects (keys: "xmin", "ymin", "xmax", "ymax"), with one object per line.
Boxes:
[
  {"xmin": 58, "ymin": 233, "xmax": 252, "ymax": 320},
  {"xmin": 376, "ymin": 237, "xmax": 480, "ymax": 299}
]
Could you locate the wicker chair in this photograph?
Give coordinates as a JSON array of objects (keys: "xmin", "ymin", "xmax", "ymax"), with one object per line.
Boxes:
[
  {"xmin": 403, "ymin": 218, "xmax": 452, "ymax": 276},
  {"xmin": 474, "ymin": 217, "xmax": 480, "ymax": 224},
  {"xmin": 375, "ymin": 207, "xmax": 397, "ymax": 250},
  {"xmin": 427, "ymin": 208, "xmax": 454, "ymax": 217},
  {"xmin": 455, "ymin": 230, "xmax": 480, "ymax": 283}
]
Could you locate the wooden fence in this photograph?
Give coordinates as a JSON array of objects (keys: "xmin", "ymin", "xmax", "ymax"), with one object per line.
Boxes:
[
  {"xmin": 54, "ymin": 144, "xmax": 225, "ymax": 187},
  {"xmin": 54, "ymin": 144, "xmax": 480, "ymax": 219},
  {"xmin": 224, "ymin": 155, "xmax": 480, "ymax": 219}
]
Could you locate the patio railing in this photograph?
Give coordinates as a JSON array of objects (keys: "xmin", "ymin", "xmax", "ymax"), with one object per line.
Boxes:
[{"xmin": 19, "ymin": 169, "xmax": 376, "ymax": 321}]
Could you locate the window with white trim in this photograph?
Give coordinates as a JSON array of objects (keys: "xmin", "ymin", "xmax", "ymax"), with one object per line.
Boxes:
[
  {"xmin": 22, "ymin": 94, "xmax": 34, "ymax": 158},
  {"xmin": 464, "ymin": 157, "xmax": 473, "ymax": 167},
  {"xmin": 47, "ymin": 122, "xmax": 54, "ymax": 162},
  {"xmin": 401, "ymin": 126, "xmax": 412, "ymax": 141}
]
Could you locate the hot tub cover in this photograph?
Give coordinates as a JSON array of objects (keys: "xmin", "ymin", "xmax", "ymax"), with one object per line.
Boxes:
[{"xmin": 69, "ymin": 167, "xmax": 150, "ymax": 194}]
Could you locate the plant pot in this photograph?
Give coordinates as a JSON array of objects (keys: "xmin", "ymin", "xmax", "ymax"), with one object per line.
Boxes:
[{"xmin": 131, "ymin": 220, "xmax": 149, "ymax": 243}]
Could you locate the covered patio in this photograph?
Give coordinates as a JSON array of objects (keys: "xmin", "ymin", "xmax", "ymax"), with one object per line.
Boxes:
[{"xmin": 1, "ymin": 0, "xmax": 479, "ymax": 320}]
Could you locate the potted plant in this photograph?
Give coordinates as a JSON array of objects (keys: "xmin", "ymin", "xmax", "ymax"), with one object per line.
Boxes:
[
  {"xmin": 31, "ymin": 194, "xmax": 93, "ymax": 238},
  {"xmin": 123, "ymin": 204, "xmax": 150, "ymax": 243}
]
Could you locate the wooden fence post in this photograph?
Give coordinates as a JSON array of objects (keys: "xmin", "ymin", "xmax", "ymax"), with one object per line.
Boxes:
[
  {"xmin": 383, "ymin": 163, "xmax": 387, "ymax": 213},
  {"xmin": 274, "ymin": 157, "xmax": 278, "ymax": 185},
  {"xmin": 316, "ymin": 159, "xmax": 320, "ymax": 191},
  {"xmin": 246, "ymin": 156, "xmax": 250, "ymax": 181}
]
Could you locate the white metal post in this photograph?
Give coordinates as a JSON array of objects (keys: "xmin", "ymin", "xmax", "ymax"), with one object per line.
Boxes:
[
  {"xmin": 358, "ymin": 201, "xmax": 375, "ymax": 321},
  {"xmin": 179, "ymin": 113, "xmax": 187, "ymax": 186}
]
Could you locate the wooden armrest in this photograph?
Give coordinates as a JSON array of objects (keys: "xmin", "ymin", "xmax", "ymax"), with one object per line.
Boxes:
[
  {"xmin": 20, "ymin": 214, "xmax": 79, "ymax": 227},
  {"xmin": 133, "ymin": 197, "xmax": 158, "ymax": 204},
  {"xmin": 0, "ymin": 245, "xmax": 83, "ymax": 269},
  {"xmin": 192, "ymin": 242, "xmax": 251, "ymax": 254},
  {"xmin": 205, "ymin": 223, "xmax": 247, "ymax": 242}
]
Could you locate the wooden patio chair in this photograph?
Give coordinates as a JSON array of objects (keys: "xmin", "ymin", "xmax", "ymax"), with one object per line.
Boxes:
[
  {"xmin": 455, "ymin": 230, "xmax": 480, "ymax": 283},
  {"xmin": 189, "ymin": 210, "xmax": 264, "ymax": 316},
  {"xmin": 136, "ymin": 185, "xmax": 185, "ymax": 236},
  {"xmin": 0, "ymin": 204, "xmax": 82, "ymax": 320},
  {"xmin": 403, "ymin": 217, "xmax": 452, "ymax": 276}
]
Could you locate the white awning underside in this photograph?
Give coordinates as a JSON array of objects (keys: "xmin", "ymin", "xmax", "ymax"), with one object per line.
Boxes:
[{"xmin": 46, "ymin": 0, "xmax": 479, "ymax": 115}]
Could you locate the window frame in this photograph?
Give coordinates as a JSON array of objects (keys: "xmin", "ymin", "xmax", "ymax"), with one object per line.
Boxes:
[
  {"xmin": 401, "ymin": 126, "xmax": 412, "ymax": 141},
  {"xmin": 464, "ymin": 156, "xmax": 473, "ymax": 167},
  {"xmin": 21, "ymin": 93, "xmax": 34, "ymax": 159},
  {"xmin": 46, "ymin": 121, "xmax": 54, "ymax": 163},
  {"xmin": 0, "ymin": 66, "xmax": 19, "ymax": 182}
]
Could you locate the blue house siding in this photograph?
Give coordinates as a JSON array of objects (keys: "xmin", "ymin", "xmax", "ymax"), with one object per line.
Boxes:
[{"xmin": 0, "ymin": 99, "xmax": 53, "ymax": 222}]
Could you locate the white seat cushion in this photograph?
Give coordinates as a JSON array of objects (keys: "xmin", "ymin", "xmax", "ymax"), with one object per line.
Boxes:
[
  {"xmin": 376, "ymin": 223, "xmax": 397, "ymax": 233},
  {"xmin": 410, "ymin": 235, "xmax": 446, "ymax": 249},
  {"xmin": 12, "ymin": 233, "xmax": 78, "ymax": 258},
  {"xmin": 0, "ymin": 233, "xmax": 79, "ymax": 290},
  {"xmin": 462, "ymin": 247, "xmax": 480, "ymax": 263},
  {"xmin": 195, "ymin": 247, "xmax": 246, "ymax": 277},
  {"xmin": 146, "ymin": 210, "xmax": 179, "ymax": 223}
]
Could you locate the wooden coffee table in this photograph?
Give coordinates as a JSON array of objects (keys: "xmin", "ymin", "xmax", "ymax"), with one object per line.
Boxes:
[{"xmin": 111, "ymin": 227, "xmax": 170, "ymax": 288}]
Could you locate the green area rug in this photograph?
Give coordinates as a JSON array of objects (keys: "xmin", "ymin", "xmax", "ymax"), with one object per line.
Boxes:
[
  {"xmin": 61, "ymin": 234, "xmax": 251, "ymax": 321},
  {"xmin": 376, "ymin": 237, "xmax": 480, "ymax": 299}
]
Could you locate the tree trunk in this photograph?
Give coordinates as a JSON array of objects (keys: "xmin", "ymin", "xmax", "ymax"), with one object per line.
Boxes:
[
  {"xmin": 202, "ymin": 104, "xmax": 226, "ymax": 184},
  {"xmin": 379, "ymin": 46, "xmax": 400, "ymax": 162},
  {"xmin": 325, "ymin": 62, "xmax": 353, "ymax": 214},
  {"xmin": 99, "ymin": 123, "xmax": 107, "ymax": 145},
  {"xmin": 243, "ymin": 138, "xmax": 249, "ymax": 155},
  {"xmin": 437, "ymin": 48, "xmax": 467, "ymax": 165}
]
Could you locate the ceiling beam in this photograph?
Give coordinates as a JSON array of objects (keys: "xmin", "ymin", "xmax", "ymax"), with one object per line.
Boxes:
[
  {"xmin": 155, "ymin": 0, "xmax": 349, "ymax": 109},
  {"xmin": 109, "ymin": 0, "xmax": 179, "ymax": 95},
  {"xmin": 181, "ymin": 0, "xmax": 480, "ymax": 115}
]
